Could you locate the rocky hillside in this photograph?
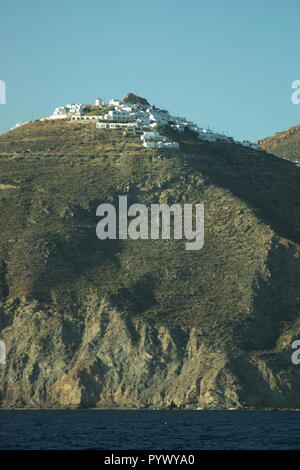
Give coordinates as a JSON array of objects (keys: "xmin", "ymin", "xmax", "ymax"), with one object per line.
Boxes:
[
  {"xmin": 123, "ymin": 93, "xmax": 150, "ymax": 106},
  {"xmin": 0, "ymin": 117, "xmax": 300, "ymax": 409},
  {"xmin": 258, "ymin": 124, "xmax": 300, "ymax": 160}
]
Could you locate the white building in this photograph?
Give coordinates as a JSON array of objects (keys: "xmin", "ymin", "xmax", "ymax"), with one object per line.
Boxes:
[
  {"xmin": 148, "ymin": 112, "xmax": 170, "ymax": 124},
  {"xmin": 71, "ymin": 115, "xmax": 102, "ymax": 121},
  {"xmin": 109, "ymin": 99, "xmax": 123, "ymax": 107},
  {"xmin": 141, "ymin": 131, "xmax": 165, "ymax": 142},
  {"xmin": 50, "ymin": 103, "xmax": 85, "ymax": 119},
  {"xmin": 141, "ymin": 131, "xmax": 179, "ymax": 149},
  {"xmin": 143, "ymin": 140, "xmax": 179, "ymax": 149},
  {"xmin": 104, "ymin": 110, "xmax": 135, "ymax": 121}
]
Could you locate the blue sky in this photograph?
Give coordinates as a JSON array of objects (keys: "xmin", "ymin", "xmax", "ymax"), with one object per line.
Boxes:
[{"xmin": 1, "ymin": 0, "xmax": 300, "ymax": 141}]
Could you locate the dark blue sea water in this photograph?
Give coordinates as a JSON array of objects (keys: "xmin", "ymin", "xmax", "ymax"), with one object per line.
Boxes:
[{"xmin": 0, "ymin": 409, "xmax": 300, "ymax": 450}]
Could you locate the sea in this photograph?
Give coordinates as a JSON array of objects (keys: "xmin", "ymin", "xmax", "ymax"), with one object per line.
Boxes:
[{"xmin": 0, "ymin": 409, "xmax": 300, "ymax": 450}]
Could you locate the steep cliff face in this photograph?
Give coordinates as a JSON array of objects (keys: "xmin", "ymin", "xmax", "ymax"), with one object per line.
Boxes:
[
  {"xmin": 1, "ymin": 276, "xmax": 300, "ymax": 410},
  {"xmin": 257, "ymin": 124, "xmax": 300, "ymax": 160},
  {"xmin": 0, "ymin": 120, "xmax": 300, "ymax": 409}
]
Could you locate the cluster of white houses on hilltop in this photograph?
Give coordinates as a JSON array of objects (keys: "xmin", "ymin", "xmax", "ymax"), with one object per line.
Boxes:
[{"xmin": 11, "ymin": 96, "xmax": 261, "ymax": 151}]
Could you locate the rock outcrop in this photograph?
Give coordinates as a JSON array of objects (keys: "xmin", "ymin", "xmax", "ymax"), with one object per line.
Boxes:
[
  {"xmin": 123, "ymin": 93, "xmax": 150, "ymax": 106},
  {"xmin": 257, "ymin": 124, "xmax": 300, "ymax": 160}
]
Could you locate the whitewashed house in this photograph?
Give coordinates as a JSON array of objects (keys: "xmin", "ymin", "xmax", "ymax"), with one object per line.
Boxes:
[
  {"xmin": 121, "ymin": 106, "xmax": 135, "ymax": 113},
  {"xmin": 141, "ymin": 130, "xmax": 179, "ymax": 149},
  {"xmin": 148, "ymin": 111, "xmax": 170, "ymax": 125},
  {"xmin": 104, "ymin": 110, "xmax": 135, "ymax": 121},
  {"xmin": 109, "ymin": 99, "xmax": 123, "ymax": 107},
  {"xmin": 50, "ymin": 103, "xmax": 85, "ymax": 119},
  {"xmin": 68, "ymin": 104, "xmax": 85, "ymax": 114},
  {"xmin": 141, "ymin": 131, "xmax": 165, "ymax": 142},
  {"xmin": 71, "ymin": 115, "xmax": 103, "ymax": 121},
  {"xmin": 142, "ymin": 140, "xmax": 179, "ymax": 149}
]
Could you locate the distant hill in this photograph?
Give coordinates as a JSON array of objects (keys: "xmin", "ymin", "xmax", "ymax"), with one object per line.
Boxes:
[
  {"xmin": 258, "ymin": 124, "xmax": 300, "ymax": 161},
  {"xmin": 0, "ymin": 112, "xmax": 300, "ymax": 409}
]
